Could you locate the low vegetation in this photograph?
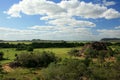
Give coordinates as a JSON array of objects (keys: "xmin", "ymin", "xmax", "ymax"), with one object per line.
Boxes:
[
  {"xmin": 0, "ymin": 41, "xmax": 120, "ymax": 80},
  {"xmin": 12, "ymin": 51, "xmax": 58, "ymax": 68}
]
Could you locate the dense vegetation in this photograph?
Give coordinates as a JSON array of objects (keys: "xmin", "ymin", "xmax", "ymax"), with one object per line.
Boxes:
[
  {"xmin": 11, "ymin": 51, "xmax": 58, "ymax": 68},
  {"xmin": 0, "ymin": 41, "xmax": 120, "ymax": 80},
  {"xmin": 0, "ymin": 42, "xmax": 84, "ymax": 49},
  {"xmin": 101, "ymin": 38, "xmax": 120, "ymax": 42},
  {"xmin": 41, "ymin": 57, "xmax": 120, "ymax": 80}
]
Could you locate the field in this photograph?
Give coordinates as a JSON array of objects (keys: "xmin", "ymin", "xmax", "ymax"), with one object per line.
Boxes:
[
  {"xmin": 0, "ymin": 47, "xmax": 81, "ymax": 64},
  {"xmin": 0, "ymin": 47, "xmax": 82, "ymax": 80},
  {"xmin": 0, "ymin": 42, "xmax": 120, "ymax": 80}
]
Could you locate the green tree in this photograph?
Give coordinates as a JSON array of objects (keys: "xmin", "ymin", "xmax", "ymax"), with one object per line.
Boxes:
[
  {"xmin": 0, "ymin": 52, "xmax": 4, "ymax": 60},
  {"xmin": 27, "ymin": 46, "xmax": 34, "ymax": 52},
  {"xmin": 14, "ymin": 51, "xmax": 57, "ymax": 68}
]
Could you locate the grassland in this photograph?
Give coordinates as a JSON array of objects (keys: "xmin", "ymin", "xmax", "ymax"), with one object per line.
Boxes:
[
  {"xmin": 0, "ymin": 47, "xmax": 82, "ymax": 79},
  {"xmin": 0, "ymin": 42, "xmax": 120, "ymax": 80},
  {"xmin": 3, "ymin": 41, "xmax": 32, "ymax": 44},
  {"xmin": 0, "ymin": 47, "xmax": 81, "ymax": 64}
]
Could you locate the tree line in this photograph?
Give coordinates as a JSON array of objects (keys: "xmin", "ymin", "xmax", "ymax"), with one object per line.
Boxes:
[{"xmin": 0, "ymin": 42, "xmax": 85, "ymax": 49}]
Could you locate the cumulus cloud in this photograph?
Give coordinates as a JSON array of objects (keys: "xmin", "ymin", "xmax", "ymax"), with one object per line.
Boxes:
[
  {"xmin": 5, "ymin": 0, "xmax": 120, "ymax": 19},
  {"xmin": 3, "ymin": 0, "xmax": 120, "ymax": 40},
  {"xmin": 5, "ymin": 0, "xmax": 65, "ymax": 17},
  {"xmin": 48, "ymin": 18, "xmax": 96, "ymax": 27},
  {"xmin": 103, "ymin": 9, "xmax": 120, "ymax": 19}
]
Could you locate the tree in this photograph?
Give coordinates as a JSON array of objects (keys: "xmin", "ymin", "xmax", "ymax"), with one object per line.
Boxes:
[
  {"xmin": 14, "ymin": 51, "xmax": 57, "ymax": 68},
  {"xmin": 0, "ymin": 52, "xmax": 4, "ymax": 60},
  {"xmin": 27, "ymin": 46, "xmax": 34, "ymax": 52}
]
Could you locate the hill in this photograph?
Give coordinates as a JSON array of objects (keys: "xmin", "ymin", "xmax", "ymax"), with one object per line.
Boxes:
[{"xmin": 101, "ymin": 38, "xmax": 120, "ymax": 42}]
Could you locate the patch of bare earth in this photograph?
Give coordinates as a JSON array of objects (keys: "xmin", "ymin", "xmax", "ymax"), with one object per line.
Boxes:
[{"xmin": 2, "ymin": 64, "xmax": 14, "ymax": 72}]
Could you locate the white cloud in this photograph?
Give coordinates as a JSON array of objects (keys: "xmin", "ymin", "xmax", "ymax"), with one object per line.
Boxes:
[
  {"xmin": 30, "ymin": 25, "xmax": 60, "ymax": 31},
  {"xmin": 0, "ymin": 26, "xmax": 94, "ymax": 40},
  {"xmin": 97, "ymin": 29, "xmax": 120, "ymax": 38},
  {"xmin": 5, "ymin": 0, "xmax": 65, "ymax": 18},
  {"xmin": 65, "ymin": 1, "xmax": 120, "ymax": 19},
  {"xmin": 5, "ymin": 0, "xmax": 120, "ymax": 19},
  {"xmin": 0, "ymin": 26, "xmax": 120, "ymax": 40},
  {"xmin": 103, "ymin": 0, "xmax": 116, "ymax": 6},
  {"xmin": 103, "ymin": 9, "xmax": 120, "ymax": 19},
  {"xmin": 3, "ymin": 0, "xmax": 120, "ymax": 40},
  {"xmin": 62, "ymin": 1, "xmax": 107, "ymax": 19},
  {"xmin": 48, "ymin": 18, "xmax": 96, "ymax": 27},
  {"xmin": 115, "ymin": 26, "xmax": 120, "ymax": 29},
  {"xmin": 4, "ymin": 4, "xmax": 21, "ymax": 17}
]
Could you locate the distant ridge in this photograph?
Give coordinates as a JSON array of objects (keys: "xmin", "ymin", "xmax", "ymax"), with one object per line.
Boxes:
[{"xmin": 101, "ymin": 38, "xmax": 120, "ymax": 42}]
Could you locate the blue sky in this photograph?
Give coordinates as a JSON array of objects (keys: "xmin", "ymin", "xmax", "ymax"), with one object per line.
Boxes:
[{"xmin": 0, "ymin": 0, "xmax": 120, "ymax": 40}]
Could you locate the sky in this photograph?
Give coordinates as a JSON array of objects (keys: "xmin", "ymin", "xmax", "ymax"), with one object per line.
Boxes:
[{"xmin": 0, "ymin": 0, "xmax": 120, "ymax": 41}]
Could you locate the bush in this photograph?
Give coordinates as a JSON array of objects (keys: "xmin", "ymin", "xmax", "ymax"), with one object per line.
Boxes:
[
  {"xmin": 40, "ymin": 51, "xmax": 57, "ymax": 67},
  {"xmin": 68, "ymin": 49, "xmax": 79, "ymax": 57},
  {"xmin": 116, "ymin": 54, "xmax": 120, "ymax": 63},
  {"xmin": 41, "ymin": 59, "xmax": 88, "ymax": 80},
  {"xmin": 16, "ymin": 43, "xmax": 27, "ymax": 51},
  {"xmin": 84, "ymin": 48, "xmax": 98, "ymax": 58},
  {"xmin": 27, "ymin": 46, "xmax": 34, "ymax": 51},
  {"xmin": 14, "ymin": 51, "xmax": 57, "ymax": 68},
  {"xmin": 114, "ymin": 47, "xmax": 120, "ymax": 55}
]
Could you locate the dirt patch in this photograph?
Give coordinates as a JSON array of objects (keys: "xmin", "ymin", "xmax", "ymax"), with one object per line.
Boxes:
[{"xmin": 2, "ymin": 64, "xmax": 14, "ymax": 72}]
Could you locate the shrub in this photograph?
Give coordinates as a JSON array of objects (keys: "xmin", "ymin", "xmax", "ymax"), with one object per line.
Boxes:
[
  {"xmin": 107, "ymin": 47, "xmax": 114, "ymax": 57},
  {"xmin": 15, "ymin": 51, "xmax": 57, "ymax": 68},
  {"xmin": 41, "ymin": 59, "xmax": 88, "ymax": 80},
  {"xmin": 27, "ymin": 46, "xmax": 34, "ymax": 51},
  {"xmin": 16, "ymin": 43, "xmax": 27, "ymax": 51},
  {"xmin": 114, "ymin": 47, "xmax": 120, "ymax": 55},
  {"xmin": 84, "ymin": 48, "xmax": 98, "ymax": 58},
  {"xmin": 40, "ymin": 51, "xmax": 57, "ymax": 67},
  {"xmin": 68, "ymin": 49, "xmax": 79, "ymax": 57},
  {"xmin": 116, "ymin": 54, "xmax": 120, "ymax": 63}
]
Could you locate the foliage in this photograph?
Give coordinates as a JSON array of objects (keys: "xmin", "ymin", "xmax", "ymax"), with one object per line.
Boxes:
[
  {"xmin": 0, "ymin": 51, "xmax": 4, "ymax": 60},
  {"xmin": 0, "ymin": 42, "xmax": 84, "ymax": 49},
  {"xmin": 16, "ymin": 43, "xmax": 27, "ymax": 51},
  {"xmin": 14, "ymin": 51, "xmax": 58, "ymax": 68},
  {"xmin": 68, "ymin": 49, "xmax": 79, "ymax": 57},
  {"xmin": 116, "ymin": 54, "xmax": 120, "ymax": 63},
  {"xmin": 27, "ymin": 46, "xmax": 34, "ymax": 51},
  {"xmin": 107, "ymin": 47, "xmax": 114, "ymax": 57},
  {"xmin": 41, "ymin": 59, "xmax": 89, "ymax": 80},
  {"xmin": 114, "ymin": 47, "xmax": 120, "ymax": 55},
  {"xmin": 98, "ymin": 50, "xmax": 106, "ymax": 63},
  {"xmin": 0, "ymin": 42, "xmax": 120, "ymax": 80},
  {"xmin": 84, "ymin": 47, "xmax": 98, "ymax": 58}
]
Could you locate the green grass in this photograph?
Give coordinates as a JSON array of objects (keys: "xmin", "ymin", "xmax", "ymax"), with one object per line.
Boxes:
[
  {"xmin": 0, "ymin": 48, "xmax": 27, "ymax": 64},
  {"xmin": 2, "ymin": 68, "xmax": 42, "ymax": 80},
  {"xmin": 0, "ymin": 47, "xmax": 82, "ymax": 64},
  {"xmin": 4, "ymin": 41, "xmax": 32, "ymax": 44},
  {"xmin": 0, "ymin": 47, "xmax": 82, "ymax": 80}
]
